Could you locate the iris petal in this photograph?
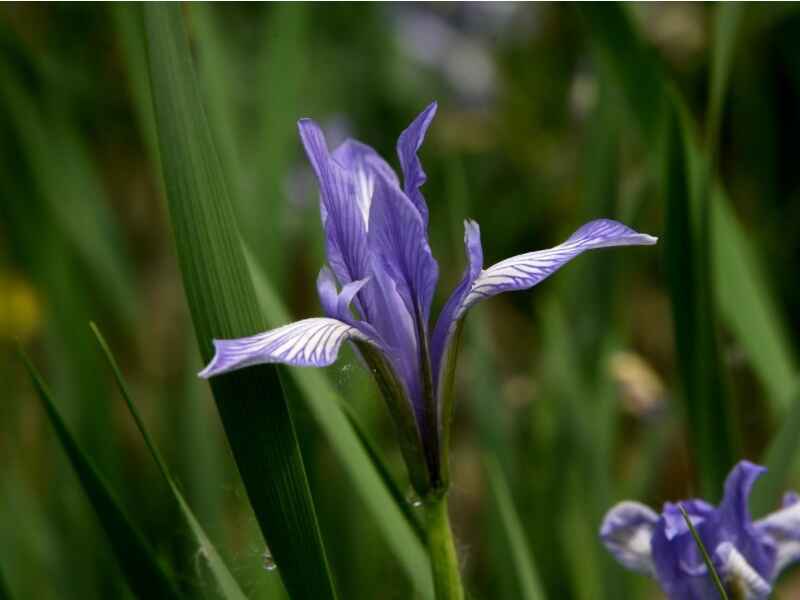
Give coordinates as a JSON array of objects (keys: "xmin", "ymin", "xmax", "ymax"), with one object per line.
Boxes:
[
  {"xmin": 368, "ymin": 169, "xmax": 439, "ymax": 326},
  {"xmin": 716, "ymin": 542, "xmax": 772, "ymax": 600},
  {"xmin": 599, "ymin": 501, "xmax": 659, "ymax": 575},
  {"xmin": 299, "ymin": 119, "xmax": 370, "ymax": 287},
  {"xmin": 332, "ymin": 139, "xmax": 399, "ymax": 229},
  {"xmin": 431, "ymin": 219, "xmax": 483, "ymax": 381},
  {"xmin": 198, "ymin": 318, "xmax": 377, "ymax": 376},
  {"xmin": 460, "ymin": 219, "xmax": 657, "ymax": 313},
  {"xmin": 397, "ymin": 101, "xmax": 437, "ymax": 226},
  {"xmin": 755, "ymin": 492, "xmax": 800, "ymax": 576}
]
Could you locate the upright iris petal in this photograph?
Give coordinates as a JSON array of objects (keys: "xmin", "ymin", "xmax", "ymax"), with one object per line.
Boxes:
[
  {"xmin": 601, "ymin": 461, "xmax": 800, "ymax": 600},
  {"xmin": 200, "ymin": 103, "xmax": 657, "ymax": 496}
]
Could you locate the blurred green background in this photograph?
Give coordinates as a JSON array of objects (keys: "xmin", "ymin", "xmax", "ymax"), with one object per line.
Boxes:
[{"xmin": 3, "ymin": 3, "xmax": 800, "ymax": 599}]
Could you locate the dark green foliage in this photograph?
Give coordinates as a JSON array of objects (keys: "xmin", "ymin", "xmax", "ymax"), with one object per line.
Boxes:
[{"xmin": 143, "ymin": 5, "xmax": 336, "ymax": 598}]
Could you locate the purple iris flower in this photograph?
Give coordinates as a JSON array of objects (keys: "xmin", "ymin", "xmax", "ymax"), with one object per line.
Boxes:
[
  {"xmin": 601, "ymin": 461, "xmax": 800, "ymax": 599},
  {"xmin": 200, "ymin": 102, "xmax": 656, "ymax": 495}
]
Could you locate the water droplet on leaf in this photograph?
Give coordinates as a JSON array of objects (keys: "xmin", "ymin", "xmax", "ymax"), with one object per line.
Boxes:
[{"xmin": 262, "ymin": 549, "xmax": 277, "ymax": 572}]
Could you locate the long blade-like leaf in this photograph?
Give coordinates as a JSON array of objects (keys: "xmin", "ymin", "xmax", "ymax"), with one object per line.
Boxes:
[
  {"xmin": 662, "ymin": 102, "xmax": 735, "ymax": 498},
  {"xmin": 484, "ymin": 456, "xmax": 547, "ymax": 600},
  {"xmin": 143, "ymin": 5, "xmax": 336, "ymax": 598},
  {"xmin": 90, "ymin": 324, "xmax": 247, "ymax": 600},
  {"xmin": 18, "ymin": 350, "xmax": 181, "ymax": 600}
]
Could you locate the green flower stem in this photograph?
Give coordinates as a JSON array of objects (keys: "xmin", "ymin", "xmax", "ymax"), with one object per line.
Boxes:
[{"xmin": 423, "ymin": 495, "xmax": 464, "ymax": 600}]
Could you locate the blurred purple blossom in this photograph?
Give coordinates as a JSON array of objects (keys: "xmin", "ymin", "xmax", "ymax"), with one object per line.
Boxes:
[{"xmin": 601, "ymin": 461, "xmax": 800, "ymax": 600}]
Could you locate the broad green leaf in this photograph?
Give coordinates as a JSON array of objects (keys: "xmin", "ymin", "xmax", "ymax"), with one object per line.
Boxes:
[
  {"xmin": 143, "ymin": 5, "xmax": 337, "ymax": 599},
  {"xmin": 246, "ymin": 250, "xmax": 433, "ymax": 597},
  {"xmin": 18, "ymin": 350, "xmax": 181, "ymax": 600},
  {"xmin": 662, "ymin": 103, "xmax": 735, "ymax": 498},
  {"xmin": 91, "ymin": 324, "xmax": 247, "ymax": 600},
  {"xmin": 484, "ymin": 455, "xmax": 547, "ymax": 600}
]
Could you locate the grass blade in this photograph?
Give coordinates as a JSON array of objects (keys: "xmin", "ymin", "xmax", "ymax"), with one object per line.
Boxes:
[
  {"xmin": 143, "ymin": 5, "xmax": 337, "ymax": 598},
  {"xmin": 484, "ymin": 456, "xmax": 547, "ymax": 600},
  {"xmin": 18, "ymin": 349, "xmax": 181, "ymax": 600},
  {"xmin": 90, "ymin": 324, "xmax": 248, "ymax": 600},
  {"xmin": 678, "ymin": 504, "xmax": 729, "ymax": 600},
  {"xmin": 707, "ymin": 4, "xmax": 745, "ymax": 152}
]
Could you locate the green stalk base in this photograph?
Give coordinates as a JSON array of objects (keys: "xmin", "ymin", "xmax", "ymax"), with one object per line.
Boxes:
[{"xmin": 423, "ymin": 496, "xmax": 464, "ymax": 600}]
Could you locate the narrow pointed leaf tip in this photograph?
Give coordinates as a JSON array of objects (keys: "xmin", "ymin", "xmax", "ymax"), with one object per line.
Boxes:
[{"xmin": 201, "ymin": 101, "xmax": 657, "ymax": 497}]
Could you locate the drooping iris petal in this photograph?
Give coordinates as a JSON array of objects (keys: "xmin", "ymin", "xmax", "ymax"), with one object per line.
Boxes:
[
  {"xmin": 198, "ymin": 318, "xmax": 377, "ymax": 377},
  {"xmin": 332, "ymin": 139, "xmax": 399, "ymax": 229},
  {"xmin": 397, "ymin": 101, "xmax": 437, "ymax": 226},
  {"xmin": 755, "ymin": 492, "xmax": 800, "ymax": 576},
  {"xmin": 299, "ymin": 119, "xmax": 370, "ymax": 288},
  {"xmin": 368, "ymin": 169, "xmax": 439, "ymax": 325},
  {"xmin": 599, "ymin": 501, "xmax": 659, "ymax": 575},
  {"xmin": 460, "ymin": 219, "xmax": 658, "ymax": 314},
  {"xmin": 715, "ymin": 542, "xmax": 772, "ymax": 600},
  {"xmin": 431, "ymin": 219, "xmax": 483, "ymax": 381}
]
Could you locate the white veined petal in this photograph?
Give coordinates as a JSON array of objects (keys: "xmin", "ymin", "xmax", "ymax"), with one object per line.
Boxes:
[
  {"xmin": 458, "ymin": 219, "xmax": 657, "ymax": 315},
  {"xmin": 599, "ymin": 501, "xmax": 659, "ymax": 576},
  {"xmin": 198, "ymin": 318, "xmax": 375, "ymax": 377},
  {"xmin": 755, "ymin": 498, "xmax": 800, "ymax": 576},
  {"xmin": 715, "ymin": 542, "xmax": 772, "ymax": 600}
]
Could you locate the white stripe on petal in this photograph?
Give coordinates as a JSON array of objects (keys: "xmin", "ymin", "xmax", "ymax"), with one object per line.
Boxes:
[
  {"xmin": 198, "ymin": 318, "xmax": 375, "ymax": 377},
  {"xmin": 715, "ymin": 542, "xmax": 772, "ymax": 600}
]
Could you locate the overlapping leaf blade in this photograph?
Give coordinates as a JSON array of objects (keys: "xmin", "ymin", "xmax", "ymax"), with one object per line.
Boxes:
[
  {"xmin": 91, "ymin": 324, "xmax": 247, "ymax": 600},
  {"xmin": 143, "ymin": 5, "xmax": 336, "ymax": 598},
  {"xmin": 19, "ymin": 350, "xmax": 181, "ymax": 600}
]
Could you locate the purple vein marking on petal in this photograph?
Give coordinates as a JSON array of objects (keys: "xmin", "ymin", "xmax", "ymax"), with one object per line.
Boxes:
[
  {"xmin": 198, "ymin": 318, "xmax": 375, "ymax": 377},
  {"xmin": 459, "ymin": 219, "xmax": 657, "ymax": 314}
]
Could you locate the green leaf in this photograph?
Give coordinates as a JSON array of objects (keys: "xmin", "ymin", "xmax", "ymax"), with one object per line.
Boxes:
[
  {"xmin": 143, "ymin": 5, "xmax": 337, "ymax": 599},
  {"xmin": 0, "ymin": 564, "xmax": 11, "ymax": 600},
  {"xmin": 662, "ymin": 102, "xmax": 735, "ymax": 498},
  {"xmin": 90, "ymin": 324, "xmax": 248, "ymax": 600},
  {"xmin": 18, "ymin": 349, "xmax": 182, "ymax": 600},
  {"xmin": 246, "ymin": 250, "xmax": 434, "ymax": 597},
  {"xmin": 712, "ymin": 191, "xmax": 798, "ymax": 412},
  {"xmin": 752, "ymin": 384, "xmax": 800, "ymax": 517},
  {"xmin": 484, "ymin": 456, "xmax": 547, "ymax": 600},
  {"xmin": 707, "ymin": 4, "xmax": 745, "ymax": 152}
]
